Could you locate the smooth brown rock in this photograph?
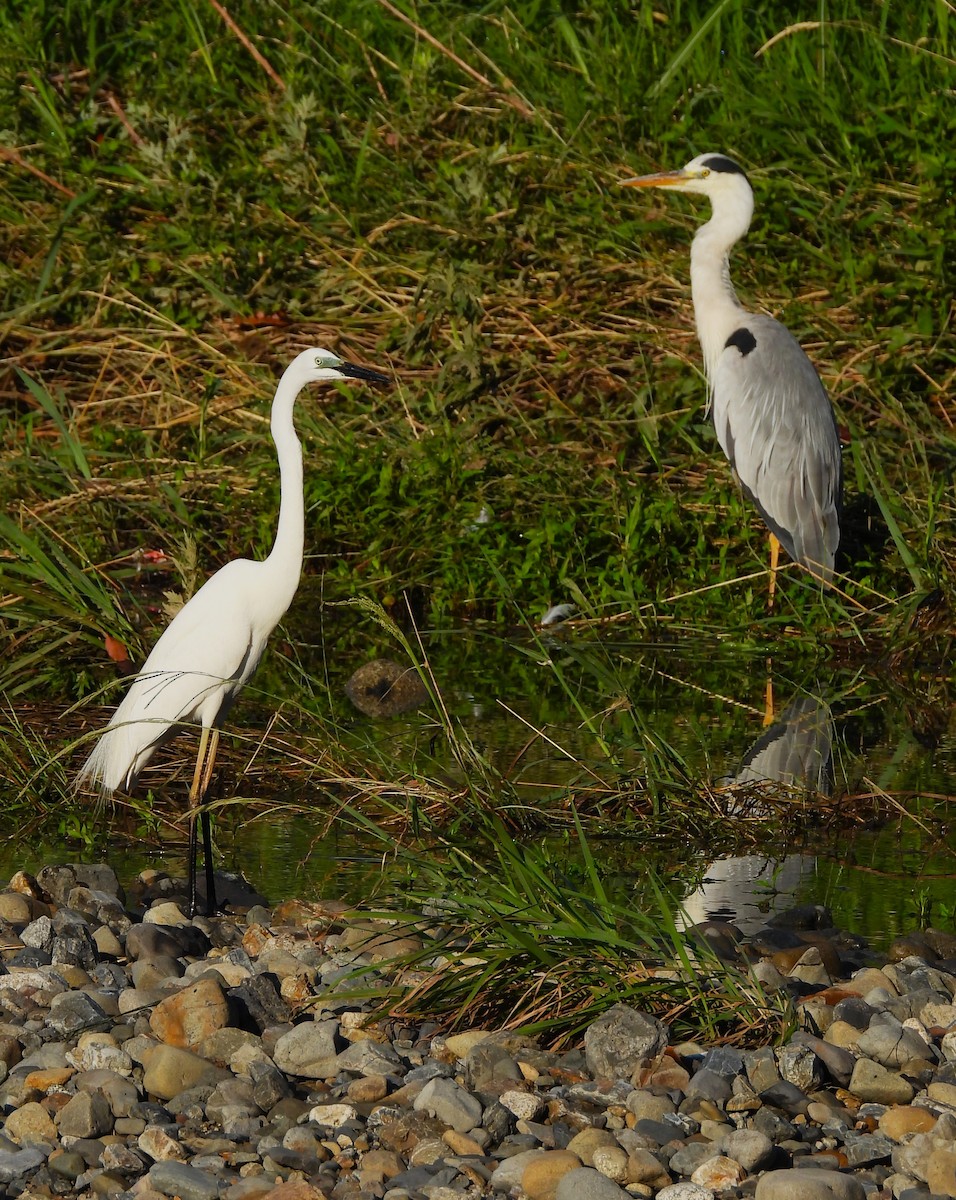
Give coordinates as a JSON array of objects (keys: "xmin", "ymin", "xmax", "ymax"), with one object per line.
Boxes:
[
  {"xmin": 521, "ymin": 1150, "xmax": 585, "ymax": 1200},
  {"xmin": 443, "ymin": 1129, "xmax": 486, "ymax": 1156},
  {"xmin": 3, "ymin": 1101, "xmax": 57, "ymax": 1145},
  {"xmin": 141, "ymin": 1044, "xmax": 230, "ymax": 1101},
  {"xmin": 879, "ymin": 1105, "xmax": 938, "ymax": 1141},
  {"xmin": 565, "ymin": 1126, "xmax": 618, "ymax": 1166},
  {"xmin": 346, "ymin": 1073, "xmax": 389, "ymax": 1103},
  {"xmin": 356, "ymin": 1148, "xmax": 405, "ymax": 1185},
  {"xmin": 149, "ymin": 977, "xmax": 230, "ymax": 1049},
  {"xmin": 626, "ymin": 1148, "xmax": 671, "ymax": 1188},
  {"xmin": 24, "ymin": 1067, "xmax": 74, "ymax": 1090}
]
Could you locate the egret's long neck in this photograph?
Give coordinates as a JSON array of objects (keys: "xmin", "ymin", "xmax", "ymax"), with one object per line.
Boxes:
[
  {"xmin": 690, "ymin": 191, "xmax": 753, "ymax": 382},
  {"xmin": 264, "ymin": 371, "xmax": 305, "ymax": 599}
]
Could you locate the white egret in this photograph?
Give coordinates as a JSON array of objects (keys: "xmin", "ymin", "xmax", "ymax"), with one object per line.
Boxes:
[
  {"xmin": 623, "ymin": 153, "xmax": 842, "ymax": 599},
  {"xmin": 76, "ymin": 347, "xmax": 390, "ymax": 913}
]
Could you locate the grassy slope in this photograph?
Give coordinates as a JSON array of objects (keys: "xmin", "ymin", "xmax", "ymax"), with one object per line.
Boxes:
[{"xmin": 0, "ymin": 0, "xmax": 953, "ymax": 687}]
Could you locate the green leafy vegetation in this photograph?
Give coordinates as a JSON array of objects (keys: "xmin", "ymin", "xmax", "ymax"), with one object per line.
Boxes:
[{"xmin": 1, "ymin": 1, "xmax": 953, "ymax": 1028}]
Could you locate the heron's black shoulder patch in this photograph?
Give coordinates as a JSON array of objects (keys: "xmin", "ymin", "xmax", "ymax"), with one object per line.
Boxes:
[
  {"xmin": 725, "ymin": 326, "xmax": 757, "ymax": 356},
  {"xmin": 703, "ymin": 155, "xmax": 745, "ymax": 175}
]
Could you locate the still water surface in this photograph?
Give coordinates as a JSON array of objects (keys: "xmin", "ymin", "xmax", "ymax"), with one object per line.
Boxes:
[{"xmin": 6, "ymin": 618, "xmax": 954, "ymax": 950}]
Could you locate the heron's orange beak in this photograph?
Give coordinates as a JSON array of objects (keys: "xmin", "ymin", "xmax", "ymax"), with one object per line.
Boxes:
[{"xmin": 621, "ymin": 170, "xmax": 688, "ymax": 189}]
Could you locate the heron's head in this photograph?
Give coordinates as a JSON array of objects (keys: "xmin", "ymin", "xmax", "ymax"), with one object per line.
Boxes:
[
  {"xmin": 622, "ymin": 153, "xmax": 752, "ymax": 201},
  {"xmin": 292, "ymin": 347, "xmax": 390, "ymax": 386}
]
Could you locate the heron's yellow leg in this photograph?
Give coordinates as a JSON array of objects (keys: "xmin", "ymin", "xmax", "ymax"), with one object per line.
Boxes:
[
  {"xmin": 763, "ymin": 660, "xmax": 775, "ymax": 728},
  {"xmin": 768, "ymin": 533, "xmax": 780, "ymax": 611}
]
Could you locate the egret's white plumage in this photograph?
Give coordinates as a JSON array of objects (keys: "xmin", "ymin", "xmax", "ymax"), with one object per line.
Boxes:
[
  {"xmin": 76, "ymin": 347, "xmax": 389, "ymax": 907},
  {"xmin": 624, "ymin": 152, "xmax": 842, "ymax": 583}
]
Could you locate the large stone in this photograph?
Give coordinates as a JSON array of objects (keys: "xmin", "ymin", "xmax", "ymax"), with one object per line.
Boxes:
[
  {"xmin": 271, "ymin": 1021, "xmax": 341, "ymax": 1078},
  {"xmin": 521, "ymin": 1150, "xmax": 583, "ymax": 1200},
  {"xmin": 847, "ymin": 1058, "xmax": 915, "ymax": 1104},
  {"xmin": 142, "ymin": 1044, "xmax": 230, "ymax": 1101},
  {"xmin": 555, "ymin": 1166, "xmax": 630, "ymax": 1200},
  {"xmin": 878, "ymin": 1105, "xmax": 937, "ymax": 1141},
  {"xmin": 722, "ymin": 1128, "xmax": 774, "ymax": 1172},
  {"xmin": 584, "ymin": 1004, "xmax": 668, "ymax": 1083},
  {"xmin": 927, "ymin": 1147, "xmax": 956, "ymax": 1198},
  {"xmin": 56, "ymin": 1090, "xmax": 113, "ymax": 1138},
  {"xmin": 755, "ymin": 1167, "xmax": 866, "ymax": 1199},
  {"xmin": 413, "ymin": 1077, "xmax": 483, "ymax": 1133},
  {"xmin": 3, "ymin": 1102, "xmax": 57, "ymax": 1145},
  {"xmin": 489, "ymin": 1148, "xmax": 547, "ymax": 1192},
  {"xmin": 691, "ymin": 1155, "xmax": 744, "ymax": 1191},
  {"xmin": 147, "ymin": 1159, "xmax": 221, "ymax": 1199},
  {"xmin": 149, "ymin": 978, "xmax": 231, "ymax": 1049},
  {"xmin": 856, "ymin": 1014, "xmax": 934, "ymax": 1067},
  {"xmin": 565, "ymin": 1127, "xmax": 618, "ymax": 1166}
]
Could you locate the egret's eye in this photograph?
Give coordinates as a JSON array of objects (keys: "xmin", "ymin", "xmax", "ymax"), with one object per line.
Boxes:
[{"xmin": 701, "ymin": 168, "xmax": 711, "ymax": 178}]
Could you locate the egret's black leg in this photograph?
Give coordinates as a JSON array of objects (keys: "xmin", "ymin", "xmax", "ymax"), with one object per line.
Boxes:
[
  {"xmin": 195, "ymin": 728, "xmax": 221, "ymax": 917},
  {"xmin": 186, "ymin": 726, "xmax": 211, "ymax": 918},
  {"xmin": 200, "ymin": 807, "xmax": 216, "ymax": 915}
]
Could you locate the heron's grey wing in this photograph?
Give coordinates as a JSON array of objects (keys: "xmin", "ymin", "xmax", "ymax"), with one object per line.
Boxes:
[{"xmin": 710, "ymin": 314, "xmax": 841, "ymax": 579}]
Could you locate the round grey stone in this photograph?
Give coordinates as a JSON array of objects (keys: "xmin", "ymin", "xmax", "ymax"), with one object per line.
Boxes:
[
  {"xmin": 555, "ymin": 1166, "xmax": 630, "ymax": 1200},
  {"xmin": 584, "ymin": 1004, "xmax": 668, "ymax": 1083},
  {"xmin": 754, "ymin": 1167, "xmax": 866, "ymax": 1199}
]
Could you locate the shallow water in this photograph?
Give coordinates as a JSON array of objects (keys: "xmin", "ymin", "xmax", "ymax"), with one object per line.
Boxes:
[{"xmin": 4, "ymin": 613, "xmax": 954, "ymax": 950}]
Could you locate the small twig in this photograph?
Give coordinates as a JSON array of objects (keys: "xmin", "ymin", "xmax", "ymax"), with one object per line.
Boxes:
[
  {"xmin": 0, "ymin": 145, "xmax": 75, "ymax": 198},
  {"xmin": 104, "ymin": 94, "xmax": 145, "ymax": 147},
  {"xmin": 207, "ymin": 0, "xmax": 286, "ymax": 91}
]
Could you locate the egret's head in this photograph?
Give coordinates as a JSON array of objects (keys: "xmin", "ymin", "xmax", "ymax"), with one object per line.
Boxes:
[
  {"xmin": 622, "ymin": 153, "xmax": 751, "ymax": 199},
  {"xmin": 293, "ymin": 347, "xmax": 390, "ymax": 385}
]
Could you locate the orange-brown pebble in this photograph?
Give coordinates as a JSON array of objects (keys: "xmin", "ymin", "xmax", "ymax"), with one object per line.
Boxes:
[
  {"xmin": 879, "ymin": 1106, "xmax": 938, "ymax": 1141},
  {"xmin": 521, "ymin": 1150, "xmax": 583, "ymax": 1200},
  {"xmin": 442, "ymin": 1129, "xmax": 486, "ymax": 1156},
  {"xmin": 24, "ymin": 1068, "xmax": 74, "ymax": 1090}
]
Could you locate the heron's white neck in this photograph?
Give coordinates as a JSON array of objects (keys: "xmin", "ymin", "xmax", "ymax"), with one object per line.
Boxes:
[
  {"xmin": 690, "ymin": 191, "xmax": 753, "ymax": 382},
  {"xmin": 264, "ymin": 368, "xmax": 306, "ymax": 602}
]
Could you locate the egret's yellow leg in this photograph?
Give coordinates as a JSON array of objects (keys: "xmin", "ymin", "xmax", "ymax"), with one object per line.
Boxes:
[{"xmin": 187, "ymin": 724, "xmax": 211, "ymax": 809}]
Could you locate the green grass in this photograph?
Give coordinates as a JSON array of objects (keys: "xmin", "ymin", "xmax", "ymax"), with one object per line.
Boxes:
[{"xmin": 0, "ymin": 4, "xmax": 954, "ymax": 995}]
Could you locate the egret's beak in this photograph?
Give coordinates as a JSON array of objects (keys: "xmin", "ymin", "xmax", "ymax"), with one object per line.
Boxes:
[
  {"xmin": 621, "ymin": 169, "xmax": 688, "ymax": 189},
  {"xmin": 339, "ymin": 360, "xmax": 390, "ymax": 385}
]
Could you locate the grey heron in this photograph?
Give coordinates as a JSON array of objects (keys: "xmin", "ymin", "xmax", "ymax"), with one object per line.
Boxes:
[
  {"xmin": 76, "ymin": 347, "xmax": 391, "ymax": 914},
  {"xmin": 623, "ymin": 153, "xmax": 842, "ymax": 597}
]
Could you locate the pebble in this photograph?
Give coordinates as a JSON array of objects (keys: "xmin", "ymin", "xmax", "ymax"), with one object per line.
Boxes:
[{"xmin": 0, "ymin": 862, "xmax": 955, "ymax": 1200}]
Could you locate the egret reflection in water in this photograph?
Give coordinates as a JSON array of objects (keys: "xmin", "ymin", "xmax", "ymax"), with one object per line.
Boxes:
[{"xmin": 679, "ymin": 693, "xmax": 835, "ymax": 937}]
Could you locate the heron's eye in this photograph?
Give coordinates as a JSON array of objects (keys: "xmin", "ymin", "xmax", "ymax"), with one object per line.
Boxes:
[{"xmin": 701, "ymin": 168, "xmax": 711, "ymax": 178}]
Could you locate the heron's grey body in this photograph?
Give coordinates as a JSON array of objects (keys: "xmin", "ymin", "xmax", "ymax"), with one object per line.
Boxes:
[
  {"xmin": 626, "ymin": 152, "xmax": 842, "ymax": 582},
  {"xmin": 710, "ymin": 312, "xmax": 841, "ymax": 578}
]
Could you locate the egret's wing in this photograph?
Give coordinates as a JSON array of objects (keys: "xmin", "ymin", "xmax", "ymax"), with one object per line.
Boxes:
[
  {"xmin": 711, "ymin": 314, "xmax": 841, "ymax": 578},
  {"xmin": 77, "ymin": 560, "xmax": 266, "ymax": 793}
]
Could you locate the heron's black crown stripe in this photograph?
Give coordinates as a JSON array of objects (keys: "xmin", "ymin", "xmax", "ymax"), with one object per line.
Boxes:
[
  {"xmin": 703, "ymin": 155, "xmax": 745, "ymax": 175},
  {"xmin": 726, "ymin": 327, "xmax": 757, "ymax": 356}
]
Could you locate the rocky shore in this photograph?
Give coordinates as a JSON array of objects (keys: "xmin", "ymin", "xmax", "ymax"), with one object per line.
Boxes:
[{"xmin": 1, "ymin": 863, "xmax": 955, "ymax": 1200}]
